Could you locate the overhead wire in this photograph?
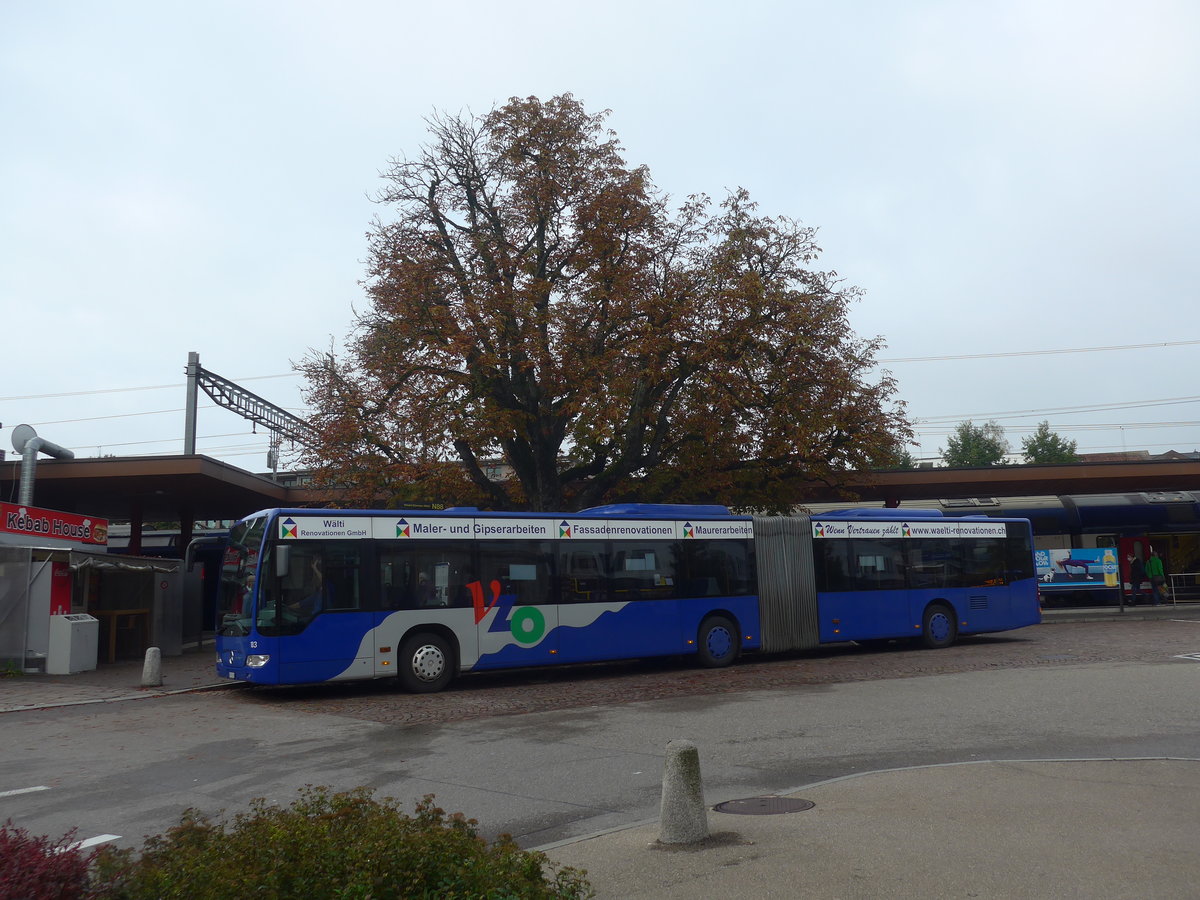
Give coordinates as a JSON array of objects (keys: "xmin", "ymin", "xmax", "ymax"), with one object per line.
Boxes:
[
  {"xmin": 5, "ymin": 342, "xmax": 1198, "ymax": 462},
  {"xmin": 0, "ymin": 372, "xmax": 298, "ymax": 402},
  {"xmin": 878, "ymin": 339, "xmax": 1200, "ymax": 364},
  {"xmin": 915, "ymin": 396, "xmax": 1200, "ymax": 425}
]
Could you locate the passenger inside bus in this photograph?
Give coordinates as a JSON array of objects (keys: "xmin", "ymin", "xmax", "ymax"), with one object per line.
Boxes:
[
  {"xmin": 416, "ymin": 572, "xmax": 439, "ymax": 607},
  {"xmin": 288, "ymin": 557, "xmax": 326, "ymax": 620}
]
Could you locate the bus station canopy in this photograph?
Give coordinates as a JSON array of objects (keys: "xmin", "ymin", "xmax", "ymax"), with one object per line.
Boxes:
[
  {"xmin": 0, "ymin": 455, "xmax": 311, "ymax": 522},
  {"xmin": 4, "ymin": 453, "xmax": 1200, "ymax": 526}
]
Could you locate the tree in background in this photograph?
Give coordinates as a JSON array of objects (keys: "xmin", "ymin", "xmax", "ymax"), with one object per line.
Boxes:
[
  {"xmin": 1021, "ymin": 420, "xmax": 1079, "ymax": 464},
  {"xmin": 299, "ymin": 94, "xmax": 909, "ymax": 512},
  {"xmin": 942, "ymin": 420, "xmax": 1010, "ymax": 467},
  {"xmin": 872, "ymin": 445, "xmax": 919, "ymax": 469}
]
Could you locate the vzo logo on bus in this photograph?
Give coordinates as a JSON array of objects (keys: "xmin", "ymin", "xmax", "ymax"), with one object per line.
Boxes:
[{"xmin": 467, "ymin": 580, "xmax": 546, "ymax": 645}]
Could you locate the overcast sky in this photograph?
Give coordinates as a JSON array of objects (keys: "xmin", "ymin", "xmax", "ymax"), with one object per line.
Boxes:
[{"xmin": 3, "ymin": 0, "xmax": 1198, "ymax": 484}]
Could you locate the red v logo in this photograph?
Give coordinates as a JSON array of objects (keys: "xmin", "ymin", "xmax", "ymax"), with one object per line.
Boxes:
[{"xmin": 470, "ymin": 579, "xmax": 502, "ymax": 624}]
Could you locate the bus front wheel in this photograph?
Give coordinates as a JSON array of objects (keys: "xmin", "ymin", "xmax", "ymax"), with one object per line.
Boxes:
[
  {"xmin": 696, "ymin": 615, "xmax": 740, "ymax": 668},
  {"xmin": 920, "ymin": 604, "xmax": 958, "ymax": 649},
  {"xmin": 398, "ymin": 632, "xmax": 455, "ymax": 693}
]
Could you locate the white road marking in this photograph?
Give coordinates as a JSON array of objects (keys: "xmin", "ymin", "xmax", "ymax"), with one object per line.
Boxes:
[
  {"xmin": 1172, "ymin": 652, "xmax": 1200, "ymax": 661},
  {"xmin": 0, "ymin": 785, "xmax": 50, "ymax": 798},
  {"xmin": 63, "ymin": 834, "xmax": 121, "ymax": 851}
]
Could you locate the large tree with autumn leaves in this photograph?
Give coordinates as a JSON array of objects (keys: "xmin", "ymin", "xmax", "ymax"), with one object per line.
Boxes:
[{"xmin": 298, "ymin": 95, "xmax": 910, "ymax": 512}]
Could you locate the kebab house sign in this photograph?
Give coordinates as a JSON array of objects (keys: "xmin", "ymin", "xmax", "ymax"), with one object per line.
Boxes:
[{"xmin": 0, "ymin": 502, "xmax": 109, "ymax": 547}]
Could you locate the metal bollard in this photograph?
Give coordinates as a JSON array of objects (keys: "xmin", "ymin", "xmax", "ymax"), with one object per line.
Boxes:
[
  {"xmin": 658, "ymin": 739, "xmax": 709, "ymax": 844},
  {"xmin": 141, "ymin": 646, "xmax": 162, "ymax": 687}
]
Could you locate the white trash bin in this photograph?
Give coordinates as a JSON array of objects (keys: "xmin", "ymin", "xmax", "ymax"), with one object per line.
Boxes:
[{"xmin": 45, "ymin": 614, "xmax": 99, "ymax": 675}]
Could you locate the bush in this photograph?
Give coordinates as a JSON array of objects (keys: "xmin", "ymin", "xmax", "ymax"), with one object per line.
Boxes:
[
  {"xmin": 92, "ymin": 787, "xmax": 591, "ymax": 899},
  {"xmin": 0, "ymin": 820, "xmax": 97, "ymax": 900}
]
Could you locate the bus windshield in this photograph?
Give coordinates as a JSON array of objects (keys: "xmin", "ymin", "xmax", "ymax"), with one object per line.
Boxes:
[{"xmin": 218, "ymin": 516, "xmax": 266, "ymax": 637}]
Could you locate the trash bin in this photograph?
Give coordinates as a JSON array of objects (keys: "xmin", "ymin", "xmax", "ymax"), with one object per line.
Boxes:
[{"xmin": 46, "ymin": 614, "xmax": 99, "ymax": 675}]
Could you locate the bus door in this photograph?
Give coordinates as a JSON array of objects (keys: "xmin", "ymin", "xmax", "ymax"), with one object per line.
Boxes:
[
  {"xmin": 556, "ymin": 540, "xmax": 687, "ymax": 660},
  {"xmin": 269, "ymin": 544, "xmax": 375, "ymax": 683},
  {"xmin": 955, "ymin": 538, "xmax": 1013, "ymax": 629},
  {"xmin": 907, "ymin": 538, "xmax": 1012, "ymax": 631},
  {"xmin": 375, "ymin": 547, "xmax": 478, "ymax": 677},
  {"xmin": 827, "ymin": 539, "xmax": 911, "ymax": 640},
  {"xmin": 472, "ymin": 542, "xmax": 558, "ymax": 670}
]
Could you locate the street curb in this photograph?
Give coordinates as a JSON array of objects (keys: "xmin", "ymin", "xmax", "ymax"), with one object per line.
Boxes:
[{"xmin": 0, "ymin": 680, "xmax": 243, "ymax": 715}]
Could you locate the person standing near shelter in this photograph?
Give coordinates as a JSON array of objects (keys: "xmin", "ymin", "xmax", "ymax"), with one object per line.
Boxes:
[
  {"xmin": 1126, "ymin": 553, "xmax": 1146, "ymax": 606},
  {"xmin": 1144, "ymin": 548, "xmax": 1167, "ymax": 605}
]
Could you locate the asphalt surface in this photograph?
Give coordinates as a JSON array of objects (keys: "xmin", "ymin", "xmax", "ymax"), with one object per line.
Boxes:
[
  {"xmin": 4, "ymin": 605, "xmax": 1200, "ymax": 899},
  {"xmin": 4, "ymin": 605, "xmax": 1198, "ymax": 722}
]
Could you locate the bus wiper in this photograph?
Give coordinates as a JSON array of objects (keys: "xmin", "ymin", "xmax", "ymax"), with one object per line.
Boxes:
[{"xmin": 219, "ymin": 615, "xmax": 249, "ymax": 637}]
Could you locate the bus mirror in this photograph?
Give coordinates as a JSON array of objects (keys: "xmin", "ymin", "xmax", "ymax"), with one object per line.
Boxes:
[
  {"xmin": 276, "ymin": 545, "xmax": 291, "ymax": 579},
  {"xmin": 184, "ymin": 536, "xmax": 221, "ymax": 572}
]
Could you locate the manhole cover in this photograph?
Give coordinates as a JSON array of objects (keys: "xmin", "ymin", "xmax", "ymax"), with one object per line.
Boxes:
[{"xmin": 712, "ymin": 797, "xmax": 815, "ymax": 815}]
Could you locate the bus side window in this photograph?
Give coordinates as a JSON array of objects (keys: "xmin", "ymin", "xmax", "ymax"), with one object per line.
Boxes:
[
  {"xmin": 322, "ymin": 548, "xmax": 361, "ymax": 610},
  {"xmin": 839, "ymin": 540, "xmax": 905, "ymax": 591},
  {"xmin": 908, "ymin": 541, "xmax": 945, "ymax": 589},
  {"xmin": 815, "ymin": 540, "xmax": 850, "ymax": 592},
  {"xmin": 1006, "ymin": 525, "xmax": 1036, "ymax": 581},
  {"xmin": 379, "ymin": 559, "xmax": 405, "ymax": 609},
  {"xmin": 479, "ymin": 541, "xmax": 554, "ymax": 605},
  {"xmin": 678, "ymin": 542, "xmax": 753, "ymax": 598},
  {"xmin": 560, "ymin": 546, "xmax": 607, "ymax": 603},
  {"xmin": 963, "ymin": 539, "xmax": 1008, "ymax": 588},
  {"xmin": 610, "ymin": 542, "xmax": 677, "ymax": 601},
  {"xmin": 378, "ymin": 553, "xmax": 417, "ymax": 609}
]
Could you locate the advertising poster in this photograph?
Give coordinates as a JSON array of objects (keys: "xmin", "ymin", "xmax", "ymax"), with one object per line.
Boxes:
[{"xmin": 1034, "ymin": 548, "xmax": 1119, "ymax": 591}]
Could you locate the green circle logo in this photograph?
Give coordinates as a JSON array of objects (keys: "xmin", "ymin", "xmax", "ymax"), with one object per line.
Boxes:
[{"xmin": 509, "ymin": 607, "xmax": 546, "ymax": 645}]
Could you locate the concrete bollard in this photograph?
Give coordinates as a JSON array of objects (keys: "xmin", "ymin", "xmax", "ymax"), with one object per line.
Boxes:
[
  {"xmin": 141, "ymin": 646, "xmax": 162, "ymax": 687},
  {"xmin": 658, "ymin": 739, "xmax": 709, "ymax": 844}
]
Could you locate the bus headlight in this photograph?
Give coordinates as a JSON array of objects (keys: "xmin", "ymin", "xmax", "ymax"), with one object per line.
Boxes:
[{"xmin": 246, "ymin": 654, "xmax": 271, "ymax": 668}]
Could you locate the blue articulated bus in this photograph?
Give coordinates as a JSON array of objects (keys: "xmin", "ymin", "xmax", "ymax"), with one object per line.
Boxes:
[{"xmin": 200, "ymin": 505, "xmax": 1040, "ymax": 691}]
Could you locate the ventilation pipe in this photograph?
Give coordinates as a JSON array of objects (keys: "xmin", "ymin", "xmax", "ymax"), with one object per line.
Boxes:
[{"xmin": 11, "ymin": 424, "xmax": 74, "ymax": 506}]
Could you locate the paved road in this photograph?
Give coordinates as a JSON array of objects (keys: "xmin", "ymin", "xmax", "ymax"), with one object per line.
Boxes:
[
  {"xmin": 235, "ymin": 617, "xmax": 1200, "ymax": 725},
  {"xmin": 3, "ymin": 618, "xmax": 1199, "ymax": 852}
]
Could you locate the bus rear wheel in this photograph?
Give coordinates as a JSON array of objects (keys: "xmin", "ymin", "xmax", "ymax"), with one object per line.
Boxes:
[
  {"xmin": 398, "ymin": 632, "xmax": 455, "ymax": 693},
  {"xmin": 696, "ymin": 615, "xmax": 740, "ymax": 668},
  {"xmin": 920, "ymin": 604, "xmax": 958, "ymax": 649}
]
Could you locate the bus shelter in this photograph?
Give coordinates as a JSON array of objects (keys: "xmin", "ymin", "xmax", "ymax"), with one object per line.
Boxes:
[{"xmin": 0, "ymin": 503, "xmax": 191, "ymax": 674}]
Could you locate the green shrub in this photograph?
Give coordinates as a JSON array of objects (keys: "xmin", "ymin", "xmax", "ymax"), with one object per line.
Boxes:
[
  {"xmin": 91, "ymin": 787, "xmax": 591, "ymax": 900},
  {"xmin": 0, "ymin": 820, "xmax": 97, "ymax": 900}
]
